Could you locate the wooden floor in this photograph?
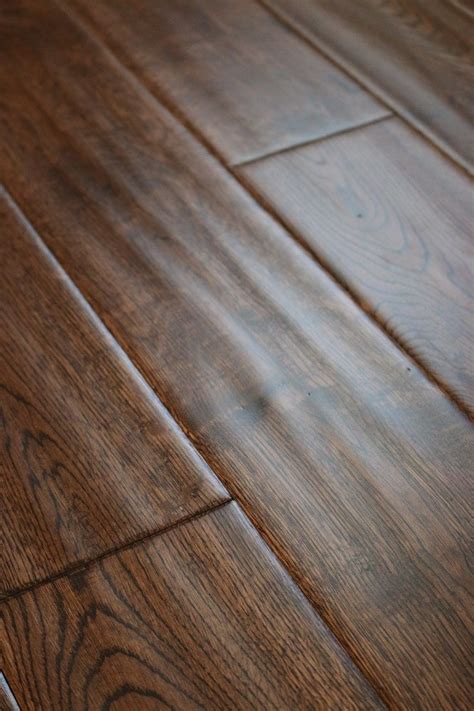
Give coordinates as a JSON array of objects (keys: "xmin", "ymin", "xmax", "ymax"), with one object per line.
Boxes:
[{"xmin": 0, "ymin": 1, "xmax": 472, "ymax": 708}]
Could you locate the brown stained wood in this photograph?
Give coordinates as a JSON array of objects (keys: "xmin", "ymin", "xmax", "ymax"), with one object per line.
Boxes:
[
  {"xmin": 66, "ymin": 0, "xmax": 388, "ymax": 165},
  {"xmin": 0, "ymin": 503, "xmax": 382, "ymax": 710},
  {"xmin": 239, "ymin": 117, "xmax": 474, "ymax": 414},
  {"xmin": 262, "ymin": 0, "xmax": 474, "ymax": 173},
  {"xmin": 0, "ymin": 1, "xmax": 472, "ymax": 707},
  {"xmin": 0, "ymin": 189, "xmax": 228, "ymax": 596}
]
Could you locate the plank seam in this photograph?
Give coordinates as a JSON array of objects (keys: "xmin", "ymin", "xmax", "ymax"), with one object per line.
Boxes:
[
  {"xmin": 59, "ymin": 0, "xmax": 472, "ymax": 421},
  {"xmin": 233, "ymin": 113, "xmax": 393, "ymax": 167},
  {"xmin": 256, "ymin": 0, "xmax": 473, "ymax": 177},
  {"xmin": 0, "ymin": 494, "xmax": 233, "ymax": 602},
  {"xmin": 1, "ymin": 185, "xmax": 230, "ymax": 492}
]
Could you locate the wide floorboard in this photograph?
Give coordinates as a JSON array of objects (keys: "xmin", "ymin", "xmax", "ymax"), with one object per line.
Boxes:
[
  {"xmin": 264, "ymin": 0, "xmax": 474, "ymax": 172},
  {"xmin": 0, "ymin": 188, "xmax": 228, "ymax": 596},
  {"xmin": 67, "ymin": 0, "xmax": 388, "ymax": 164},
  {"xmin": 0, "ymin": 503, "xmax": 381, "ymax": 710},
  {"xmin": 0, "ymin": 0, "xmax": 472, "ymax": 708},
  {"xmin": 0, "ymin": 1, "xmax": 471, "ymax": 706},
  {"xmin": 239, "ymin": 117, "xmax": 474, "ymax": 413}
]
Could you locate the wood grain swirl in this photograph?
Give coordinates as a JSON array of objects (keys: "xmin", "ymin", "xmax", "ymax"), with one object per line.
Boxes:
[
  {"xmin": 0, "ymin": 189, "xmax": 227, "ymax": 595},
  {"xmin": 0, "ymin": 503, "xmax": 382, "ymax": 710},
  {"xmin": 0, "ymin": 1, "xmax": 472, "ymax": 707},
  {"xmin": 239, "ymin": 117, "xmax": 474, "ymax": 414}
]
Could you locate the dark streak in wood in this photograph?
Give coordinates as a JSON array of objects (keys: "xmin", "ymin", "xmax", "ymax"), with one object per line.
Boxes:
[
  {"xmin": 0, "ymin": 188, "xmax": 228, "ymax": 595},
  {"xmin": 0, "ymin": 503, "xmax": 382, "ymax": 710},
  {"xmin": 0, "ymin": 1, "xmax": 472, "ymax": 706}
]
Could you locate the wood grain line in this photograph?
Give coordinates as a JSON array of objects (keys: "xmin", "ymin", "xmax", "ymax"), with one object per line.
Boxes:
[
  {"xmin": 1, "ymin": 502, "xmax": 384, "ymax": 710},
  {"xmin": 0, "ymin": 4, "xmax": 471, "ymax": 705},
  {"xmin": 1, "ymin": 188, "xmax": 381, "ymax": 703},
  {"xmin": 59, "ymin": 0, "xmax": 470, "ymax": 420},
  {"xmin": 257, "ymin": 0, "xmax": 473, "ymax": 176},
  {"xmin": 0, "ymin": 186, "xmax": 230, "ymax": 596},
  {"xmin": 2, "ymin": 185, "xmax": 223, "ymax": 488}
]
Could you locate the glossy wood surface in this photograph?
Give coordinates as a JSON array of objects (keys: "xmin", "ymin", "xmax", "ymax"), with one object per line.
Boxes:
[
  {"xmin": 0, "ymin": 2, "xmax": 471, "ymax": 706},
  {"xmin": 263, "ymin": 0, "xmax": 474, "ymax": 172},
  {"xmin": 0, "ymin": 188, "xmax": 228, "ymax": 596},
  {"xmin": 67, "ymin": 0, "xmax": 388, "ymax": 164},
  {"xmin": 0, "ymin": 503, "xmax": 382, "ymax": 710},
  {"xmin": 239, "ymin": 117, "xmax": 474, "ymax": 414}
]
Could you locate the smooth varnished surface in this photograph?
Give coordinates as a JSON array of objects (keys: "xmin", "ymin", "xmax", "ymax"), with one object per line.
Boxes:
[
  {"xmin": 239, "ymin": 117, "xmax": 474, "ymax": 413},
  {"xmin": 0, "ymin": 3, "xmax": 471, "ymax": 707},
  {"xmin": 0, "ymin": 503, "xmax": 382, "ymax": 710},
  {"xmin": 263, "ymin": 0, "xmax": 474, "ymax": 172},
  {"xmin": 0, "ymin": 189, "xmax": 228, "ymax": 596},
  {"xmin": 67, "ymin": 0, "xmax": 388, "ymax": 164}
]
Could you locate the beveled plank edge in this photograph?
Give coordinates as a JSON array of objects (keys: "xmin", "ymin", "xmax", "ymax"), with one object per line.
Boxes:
[
  {"xmin": 0, "ymin": 501, "xmax": 388, "ymax": 709},
  {"xmin": 233, "ymin": 113, "xmax": 392, "ymax": 168},
  {"xmin": 0, "ymin": 4, "xmax": 456, "ymax": 704},
  {"xmin": 1, "ymin": 186, "xmax": 384, "ymax": 707},
  {"xmin": 257, "ymin": 0, "xmax": 474, "ymax": 176},
  {"xmin": 59, "ymin": 0, "xmax": 472, "ymax": 422},
  {"xmin": 0, "ymin": 500, "xmax": 232, "ymax": 603},
  {"xmin": 0, "ymin": 185, "xmax": 232, "ymax": 600},
  {"xmin": 65, "ymin": 0, "xmax": 391, "ymax": 166},
  {"xmin": 234, "ymin": 121, "xmax": 474, "ymax": 420}
]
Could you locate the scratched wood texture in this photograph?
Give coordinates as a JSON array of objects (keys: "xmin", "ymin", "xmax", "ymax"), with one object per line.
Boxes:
[
  {"xmin": 0, "ymin": 188, "xmax": 228, "ymax": 596},
  {"xmin": 262, "ymin": 0, "xmax": 474, "ymax": 172},
  {"xmin": 66, "ymin": 0, "xmax": 388, "ymax": 164},
  {"xmin": 238, "ymin": 117, "xmax": 474, "ymax": 414},
  {"xmin": 0, "ymin": 503, "xmax": 382, "ymax": 710},
  {"xmin": 0, "ymin": 1, "xmax": 472, "ymax": 708}
]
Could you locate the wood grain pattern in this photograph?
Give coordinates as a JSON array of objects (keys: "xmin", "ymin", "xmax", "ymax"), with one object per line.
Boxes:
[
  {"xmin": 239, "ymin": 117, "xmax": 474, "ymax": 414},
  {"xmin": 0, "ymin": 188, "xmax": 228, "ymax": 596},
  {"xmin": 262, "ymin": 0, "xmax": 474, "ymax": 172},
  {"xmin": 0, "ymin": 503, "xmax": 382, "ymax": 710},
  {"xmin": 0, "ymin": 2, "xmax": 472, "ymax": 706},
  {"xmin": 67, "ymin": 0, "xmax": 388, "ymax": 164}
]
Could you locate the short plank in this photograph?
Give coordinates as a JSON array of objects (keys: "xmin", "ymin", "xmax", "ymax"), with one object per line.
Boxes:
[
  {"xmin": 263, "ymin": 0, "xmax": 474, "ymax": 172},
  {"xmin": 239, "ymin": 118, "xmax": 474, "ymax": 414},
  {"xmin": 0, "ymin": 2, "xmax": 472, "ymax": 706},
  {"xmin": 67, "ymin": 0, "xmax": 387, "ymax": 164},
  {"xmin": 0, "ymin": 503, "xmax": 382, "ymax": 710},
  {"xmin": 0, "ymin": 189, "xmax": 227, "ymax": 596}
]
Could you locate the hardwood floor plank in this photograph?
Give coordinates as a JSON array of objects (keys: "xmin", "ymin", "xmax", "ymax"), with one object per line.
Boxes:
[
  {"xmin": 66, "ymin": 0, "xmax": 388, "ymax": 165},
  {"xmin": 0, "ymin": 502, "xmax": 382, "ymax": 710},
  {"xmin": 238, "ymin": 118, "xmax": 474, "ymax": 414},
  {"xmin": 262, "ymin": 0, "xmax": 474, "ymax": 173},
  {"xmin": 0, "ymin": 2, "xmax": 472, "ymax": 706},
  {"xmin": 0, "ymin": 189, "xmax": 228, "ymax": 596}
]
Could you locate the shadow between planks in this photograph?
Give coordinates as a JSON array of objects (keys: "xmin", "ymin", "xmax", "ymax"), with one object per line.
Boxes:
[
  {"xmin": 0, "ymin": 502, "xmax": 383, "ymax": 710},
  {"xmin": 259, "ymin": 0, "xmax": 474, "ymax": 174},
  {"xmin": 0, "ymin": 1, "xmax": 472, "ymax": 709}
]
